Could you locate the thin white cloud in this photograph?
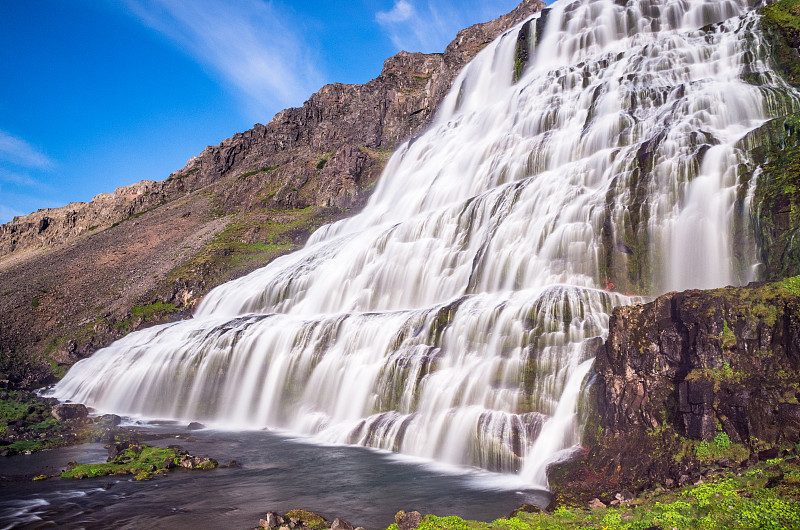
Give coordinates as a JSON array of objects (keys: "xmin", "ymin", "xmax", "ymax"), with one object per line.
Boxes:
[
  {"xmin": 0, "ymin": 130, "xmax": 54, "ymax": 169},
  {"xmin": 0, "ymin": 203, "xmax": 24, "ymax": 224},
  {"xmin": 376, "ymin": 0, "xmax": 521, "ymax": 53},
  {"xmin": 123, "ymin": 0, "xmax": 323, "ymax": 119},
  {"xmin": 0, "ymin": 168, "xmax": 53, "ymax": 192}
]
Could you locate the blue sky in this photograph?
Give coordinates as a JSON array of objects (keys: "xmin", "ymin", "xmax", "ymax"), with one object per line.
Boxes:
[{"xmin": 0, "ymin": 0, "xmax": 533, "ymax": 223}]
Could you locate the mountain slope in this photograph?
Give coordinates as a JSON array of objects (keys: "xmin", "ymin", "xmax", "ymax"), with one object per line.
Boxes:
[{"xmin": 0, "ymin": 0, "xmax": 546, "ymax": 389}]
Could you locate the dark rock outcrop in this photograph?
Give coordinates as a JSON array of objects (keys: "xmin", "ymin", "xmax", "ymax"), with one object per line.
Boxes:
[{"xmin": 548, "ymin": 277, "xmax": 800, "ymax": 503}]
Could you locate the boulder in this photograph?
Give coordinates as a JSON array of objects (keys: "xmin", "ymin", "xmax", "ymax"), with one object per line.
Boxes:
[
  {"xmin": 588, "ymin": 498, "xmax": 606, "ymax": 510},
  {"xmin": 330, "ymin": 518, "xmax": 354, "ymax": 530},
  {"xmin": 394, "ymin": 511, "xmax": 422, "ymax": 530},
  {"xmin": 51, "ymin": 403, "xmax": 88, "ymax": 422},
  {"xmin": 187, "ymin": 421, "xmax": 205, "ymax": 430},
  {"xmin": 95, "ymin": 414, "xmax": 122, "ymax": 428},
  {"xmin": 262, "ymin": 512, "xmax": 285, "ymax": 529}
]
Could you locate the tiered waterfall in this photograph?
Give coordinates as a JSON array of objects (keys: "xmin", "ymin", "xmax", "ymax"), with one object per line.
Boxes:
[{"xmin": 51, "ymin": 0, "xmax": 799, "ymax": 486}]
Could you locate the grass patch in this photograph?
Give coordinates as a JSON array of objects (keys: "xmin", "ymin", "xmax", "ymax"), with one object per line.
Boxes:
[
  {"xmin": 63, "ymin": 445, "xmax": 178, "ymax": 481},
  {"xmin": 387, "ymin": 455, "xmax": 800, "ymax": 529},
  {"xmin": 239, "ymin": 166, "xmax": 279, "ymax": 180},
  {"xmin": 166, "ymin": 206, "xmax": 344, "ymax": 289},
  {"xmin": 62, "ymin": 444, "xmax": 217, "ymax": 481},
  {"xmin": 316, "ymin": 154, "xmax": 331, "ymax": 170},
  {"xmin": 130, "ymin": 301, "xmax": 178, "ymax": 320}
]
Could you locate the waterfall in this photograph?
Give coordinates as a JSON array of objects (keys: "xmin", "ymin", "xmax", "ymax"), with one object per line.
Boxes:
[{"xmin": 50, "ymin": 0, "xmax": 799, "ymax": 487}]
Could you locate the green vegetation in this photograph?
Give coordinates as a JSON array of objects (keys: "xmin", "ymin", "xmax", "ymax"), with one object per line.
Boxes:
[
  {"xmin": 379, "ymin": 455, "xmax": 800, "ymax": 529},
  {"xmin": 750, "ymin": 116, "xmax": 800, "ymax": 280},
  {"xmin": 239, "ymin": 166, "xmax": 279, "ymax": 180},
  {"xmin": 63, "ymin": 445, "xmax": 180, "ymax": 481},
  {"xmin": 62, "ymin": 444, "xmax": 217, "ymax": 481},
  {"xmin": 692, "ymin": 432, "xmax": 746, "ymax": 464},
  {"xmin": 284, "ymin": 510, "xmax": 327, "ymax": 528},
  {"xmin": 166, "ymin": 167, "xmax": 200, "ymax": 182},
  {"xmin": 130, "ymin": 301, "xmax": 178, "ymax": 320},
  {"xmin": 166, "ymin": 206, "xmax": 344, "ymax": 289},
  {"xmin": 0, "ymin": 391, "xmax": 65, "ymax": 455},
  {"xmin": 316, "ymin": 154, "xmax": 331, "ymax": 170},
  {"xmin": 115, "ymin": 301, "xmax": 179, "ymax": 330},
  {"xmin": 760, "ymin": 0, "xmax": 800, "ymax": 85},
  {"xmin": 512, "ymin": 21, "xmax": 531, "ymax": 83}
]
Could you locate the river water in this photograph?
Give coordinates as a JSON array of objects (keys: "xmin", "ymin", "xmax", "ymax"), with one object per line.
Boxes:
[{"xmin": 0, "ymin": 427, "xmax": 548, "ymax": 529}]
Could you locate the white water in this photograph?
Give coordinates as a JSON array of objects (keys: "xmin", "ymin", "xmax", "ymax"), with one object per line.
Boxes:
[{"xmin": 51, "ymin": 0, "xmax": 798, "ymax": 486}]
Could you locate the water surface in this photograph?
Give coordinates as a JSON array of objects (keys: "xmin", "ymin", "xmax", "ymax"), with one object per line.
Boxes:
[{"xmin": 0, "ymin": 428, "xmax": 549, "ymax": 529}]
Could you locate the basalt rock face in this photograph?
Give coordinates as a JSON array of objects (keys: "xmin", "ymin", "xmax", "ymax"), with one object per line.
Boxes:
[
  {"xmin": 596, "ymin": 284, "xmax": 800, "ymax": 445},
  {"xmin": 548, "ymin": 279, "xmax": 800, "ymax": 502},
  {"xmin": 0, "ymin": 0, "xmax": 546, "ymax": 390}
]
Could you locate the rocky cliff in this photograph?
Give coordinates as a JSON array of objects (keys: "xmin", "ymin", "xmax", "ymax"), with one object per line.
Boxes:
[
  {"xmin": 549, "ymin": 277, "xmax": 800, "ymax": 503},
  {"xmin": 0, "ymin": 0, "xmax": 546, "ymax": 389}
]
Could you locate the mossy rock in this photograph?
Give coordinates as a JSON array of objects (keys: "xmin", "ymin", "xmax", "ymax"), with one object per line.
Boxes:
[{"xmin": 283, "ymin": 509, "xmax": 327, "ymax": 527}]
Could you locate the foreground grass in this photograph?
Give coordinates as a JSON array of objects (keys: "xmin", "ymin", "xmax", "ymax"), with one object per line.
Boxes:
[{"xmin": 386, "ymin": 457, "xmax": 800, "ymax": 530}]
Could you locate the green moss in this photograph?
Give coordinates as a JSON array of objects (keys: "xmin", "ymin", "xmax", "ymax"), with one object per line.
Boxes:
[
  {"xmin": 391, "ymin": 455, "xmax": 800, "ymax": 529},
  {"xmin": 316, "ymin": 154, "xmax": 330, "ymax": 170},
  {"xmin": 62, "ymin": 445, "xmax": 185, "ymax": 480},
  {"xmin": 283, "ymin": 510, "xmax": 327, "ymax": 527},
  {"xmin": 721, "ymin": 320, "xmax": 736, "ymax": 350}
]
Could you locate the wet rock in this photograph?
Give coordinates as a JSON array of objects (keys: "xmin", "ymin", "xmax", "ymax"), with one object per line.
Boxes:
[
  {"xmin": 259, "ymin": 512, "xmax": 285, "ymax": 529},
  {"xmin": 394, "ymin": 511, "xmax": 422, "ymax": 530},
  {"xmin": 51, "ymin": 403, "xmax": 88, "ymax": 422},
  {"xmin": 187, "ymin": 422, "xmax": 205, "ymax": 430},
  {"xmin": 588, "ymin": 498, "xmax": 606, "ymax": 510},
  {"xmin": 95, "ymin": 414, "xmax": 122, "ymax": 428},
  {"xmin": 106, "ymin": 441, "xmax": 131, "ymax": 460},
  {"xmin": 330, "ymin": 518, "xmax": 354, "ymax": 530}
]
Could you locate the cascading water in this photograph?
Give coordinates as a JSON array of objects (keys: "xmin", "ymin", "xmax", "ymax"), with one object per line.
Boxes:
[{"xmin": 50, "ymin": 0, "xmax": 800, "ymax": 487}]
